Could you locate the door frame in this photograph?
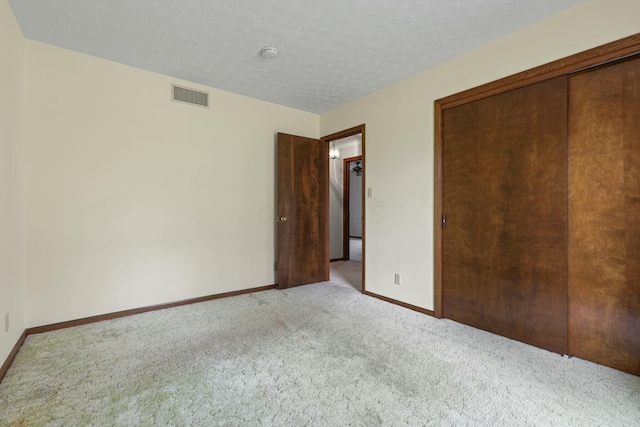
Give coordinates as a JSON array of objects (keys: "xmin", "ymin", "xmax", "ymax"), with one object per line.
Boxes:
[
  {"xmin": 322, "ymin": 124, "xmax": 366, "ymax": 293},
  {"xmin": 434, "ymin": 33, "xmax": 640, "ymax": 319},
  {"xmin": 342, "ymin": 155, "xmax": 362, "ymax": 261}
]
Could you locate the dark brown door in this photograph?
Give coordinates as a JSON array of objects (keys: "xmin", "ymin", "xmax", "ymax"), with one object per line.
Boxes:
[
  {"xmin": 276, "ymin": 133, "xmax": 329, "ymax": 289},
  {"xmin": 442, "ymin": 77, "xmax": 569, "ymax": 354},
  {"xmin": 568, "ymin": 57, "xmax": 640, "ymax": 376}
]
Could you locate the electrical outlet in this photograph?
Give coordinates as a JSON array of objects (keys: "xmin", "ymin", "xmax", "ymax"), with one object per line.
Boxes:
[
  {"xmin": 4, "ymin": 312, "xmax": 8, "ymax": 333},
  {"xmin": 367, "ymin": 188, "xmax": 373, "ymax": 198},
  {"xmin": 394, "ymin": 273, "xmax": 401, "ymax": 285}
]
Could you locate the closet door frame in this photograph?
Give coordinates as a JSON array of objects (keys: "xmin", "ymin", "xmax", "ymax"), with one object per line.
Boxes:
[{"xmin": 434, "ymin": 33, "xmax": 640, "ymax": 319}]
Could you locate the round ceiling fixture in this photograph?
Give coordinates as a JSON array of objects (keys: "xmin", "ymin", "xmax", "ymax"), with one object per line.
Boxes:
[{"xmin": 260, "ymin": 46, "xmax": 279, "ymax": 59}]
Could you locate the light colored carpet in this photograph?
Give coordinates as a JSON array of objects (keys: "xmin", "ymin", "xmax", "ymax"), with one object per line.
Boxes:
[
  {"xmin": 330, "ymin": 259, "xmax": 362, "ymax": 292},
  {"xmin": 349, "ymin": 237, "xmax": 362, "ymax": 263},
  {"xmin": 1, "ymin": 270, "xmax": 639, "ymax": 426}
]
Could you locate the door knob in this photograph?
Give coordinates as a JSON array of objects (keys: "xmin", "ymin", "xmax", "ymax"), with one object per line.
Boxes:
[{"xmin": 277, "ymin": 216, "xmax": 288, "ymax": 222}]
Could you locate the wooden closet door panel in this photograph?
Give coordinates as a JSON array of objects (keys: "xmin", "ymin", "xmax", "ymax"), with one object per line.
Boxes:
[
  {"xmin": 443, "ymin": 103, "xmax": 481, "ymax": 319},
  {"xmin": 568, "ymin": 58, "xmax": 640, "ymax": 376},
  {"xmin": 443, "ymin": 77, "xmax": 568, "ymax": 354}
]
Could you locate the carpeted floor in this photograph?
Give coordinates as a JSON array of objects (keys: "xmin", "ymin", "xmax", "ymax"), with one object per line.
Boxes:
[
  {"xmin": 330, "ymin": 259, "xmax": 362, "ymax": 292},
  {"xmin": 349, "ymin": 238, "xmax": 362, "ymax": 263},
  {"xmin": 1, "ymin": 264, "xmax": 639, "ymax": 426}
]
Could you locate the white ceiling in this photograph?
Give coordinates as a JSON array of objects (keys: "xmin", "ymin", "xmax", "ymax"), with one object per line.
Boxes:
[{"xmin": 9, "ymin": 0, "xmax": 586, "ymax": 114}]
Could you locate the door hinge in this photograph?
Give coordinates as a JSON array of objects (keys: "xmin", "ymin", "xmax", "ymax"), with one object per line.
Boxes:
[{"xmin": 442, "ymin": 214, "xmax": 447, "ymax": 229}]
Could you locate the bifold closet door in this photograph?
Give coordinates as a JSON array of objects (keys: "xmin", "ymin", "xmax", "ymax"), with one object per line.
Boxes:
[
  {"xmin": 442, "ymin": 77, "xmax": 569, "ymax": 354},
  {"xmin": 568, "ymin": 57, "xmax": 640, "ymax": 376}
]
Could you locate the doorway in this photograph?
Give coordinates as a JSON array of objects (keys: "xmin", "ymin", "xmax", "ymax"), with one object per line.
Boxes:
[
  {"xmin": 322, "ymin": 125, "xmax": 365, "ymax": 293},
  {"xmin": 343, "ymin": 156, "xmax": 363, "ymax": 262}
]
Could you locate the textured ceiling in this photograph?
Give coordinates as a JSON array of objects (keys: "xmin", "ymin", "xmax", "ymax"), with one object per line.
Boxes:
[{"xmin": 9, "ymin": 0, "xmax": 586, "ymax": 113}]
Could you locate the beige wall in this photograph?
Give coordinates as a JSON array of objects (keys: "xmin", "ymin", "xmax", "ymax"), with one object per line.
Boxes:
[
  {"xmin": 320, "ymin": 0, "xmax": 640, "ymax": 310},
  {"xmin": 23, "ymin": 41, "xmax": 318, "ymax": 327},
  {"xmin": 0, "ymin": 0, "xmax": 26, "ymax": 363}
]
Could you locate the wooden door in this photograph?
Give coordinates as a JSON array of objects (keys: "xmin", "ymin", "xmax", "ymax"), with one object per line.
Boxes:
[
  {"xmin": 442, "ymin": 77, "xmax": 569, "ymax": 354},
  {"xmin": 568, "ymin": 57, "xmax": 640, "ymax": 376},
  {"xmin": 276, "ymin": 133, "xmax": 329, "ymax": 289}
]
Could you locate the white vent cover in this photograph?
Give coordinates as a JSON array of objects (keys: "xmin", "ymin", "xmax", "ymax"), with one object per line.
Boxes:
[{"xmin": 171, "ymin": 84, "xmax": 209, "ymax": 108}]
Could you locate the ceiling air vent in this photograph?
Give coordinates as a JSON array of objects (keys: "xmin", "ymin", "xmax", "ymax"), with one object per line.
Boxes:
[{"xmin": 171, "ymin": 84, "xmax": 209, "ymax": 108}]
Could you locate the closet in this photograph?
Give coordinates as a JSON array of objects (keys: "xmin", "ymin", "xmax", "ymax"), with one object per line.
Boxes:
[
  {"xmin": 442, "ymin": 77, "xmax": 569, "ymax": 355},
  {"xmin": 437, "ymin": 41, "xmax": 640, "ymax": 376}
]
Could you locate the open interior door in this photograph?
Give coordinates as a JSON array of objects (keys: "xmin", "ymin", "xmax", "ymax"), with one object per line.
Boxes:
[{"xmin": 276, "ymin": 133, "xmax": 329, "ymax": 289}]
